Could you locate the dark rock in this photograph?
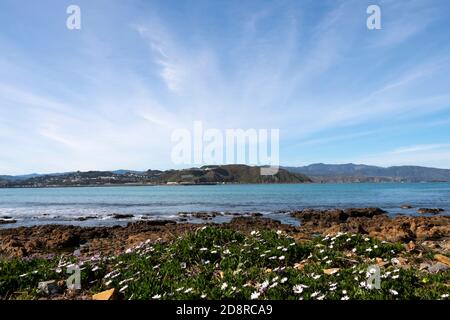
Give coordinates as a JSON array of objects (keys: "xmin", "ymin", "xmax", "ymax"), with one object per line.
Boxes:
[
  {"xmin": 290, "ymin": 208, "xmax": 386, "ymax": 227},
  {"xmin": 0, "ymin": 219, "xmax": 17, "ymax": 224},
  {"xmin": 37, "ymin": 280, "xmax": 64, "ymax": 296},
  {"xmin": 251, "ymin": 213, "xmax": 263, "ymax": 217},
  {"xmin": 75, "ymin": 216, "xmax": 96, "ymax": 221},
  {"xmin": 112, "ymin": 214, "xmax": 134, "ymax": 219},
  {"xmin": 418, "ymin": 208, "xmax": 444, "ymax": 215},
  {"xmin": 344, "ymin": 207, "xmax": 387, "ymax": 217}
]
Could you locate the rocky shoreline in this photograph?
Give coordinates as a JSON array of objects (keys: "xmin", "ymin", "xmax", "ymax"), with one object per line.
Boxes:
[
  {"xmin": 1, "ymin": 207, "xmax": 449, "ymax": 300},
  {"xmin": 1, "ymin": 208, "xmax": 448, "ymax": 259}
]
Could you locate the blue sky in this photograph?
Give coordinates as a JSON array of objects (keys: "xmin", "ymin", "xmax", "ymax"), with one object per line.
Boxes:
[{"xmin": 0, "ymin": 0, "xmax": 450, "ymax": 174}]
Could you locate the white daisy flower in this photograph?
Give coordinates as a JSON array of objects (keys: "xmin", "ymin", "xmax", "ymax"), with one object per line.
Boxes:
[
  {"xmin": 119, "ymin": 285, "xmax": 128, "ymax": 292},
  {"xmin": 389, "ymin": 289, "xmax": 398, "ymax": 295},
  {"xmin": 251, "ymin": 291, "xmax": 260, "ymax": 299},
  {"xmin": 293, "ymin": 285, "xmax": 304, "ymax": 294},
  {"xmin": 269, "ymin": 282, "xmax": 278, "ymax": 289}
]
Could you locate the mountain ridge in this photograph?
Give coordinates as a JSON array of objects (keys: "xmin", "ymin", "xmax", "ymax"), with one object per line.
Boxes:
[
  {"xmin": 2, "ymin": 163, "xmax": 450, "ymax": 185},
  {"xmin": 283, "ymin": 163, "xmax": 450, "ymax": 182},
  {"xmin": 0, "ymin": 165, "xmax": 310, "ymax": 187}
]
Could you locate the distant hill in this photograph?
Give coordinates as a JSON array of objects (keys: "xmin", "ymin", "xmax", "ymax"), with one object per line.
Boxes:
[
  {"xmin": 3, "ymin": 163, "xmax": 449, "ymax": 187},
  {"xmin": 155, "ymin": 165, "xmax": 310, "ymax": 184},
  {"xmin": 284, "ymin": 163, "xmax": 450, "ymax": 182},
  {"xmin": 0, "ymin": 165, "xmax": 310, "ymax": 187},
  {"xmin": 0, "ymin": 174, "xmax": 43, "ymax": 181}
]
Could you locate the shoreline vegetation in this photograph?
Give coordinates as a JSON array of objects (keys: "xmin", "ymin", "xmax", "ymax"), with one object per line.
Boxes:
[{"xmin": 0, "ymin": 208, "xmax": 448, "ymax": 300}]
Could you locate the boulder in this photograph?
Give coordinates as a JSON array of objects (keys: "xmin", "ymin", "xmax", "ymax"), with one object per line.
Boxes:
[
  {"xmin": 0, "ymin": 219, "xmax": 17, "ymax": 225},
  {"xmin": 112, "ymin": 214, "xmax": 134, "ymax": 219}
]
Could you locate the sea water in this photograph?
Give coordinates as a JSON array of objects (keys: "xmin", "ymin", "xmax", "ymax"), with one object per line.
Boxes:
[{"xmin": 0, "ymin": 183, "xmax": 449, "ymax": 227}]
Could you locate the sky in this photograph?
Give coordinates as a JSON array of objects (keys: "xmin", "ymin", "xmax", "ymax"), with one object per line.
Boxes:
[{"xmin": 0, "ymin": 0, "xmax": 450, "ymax": 175}]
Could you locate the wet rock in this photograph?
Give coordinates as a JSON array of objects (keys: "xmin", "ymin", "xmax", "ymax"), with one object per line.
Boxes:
[
  {"xmin": 0, "ymin": 219, "xmax": 17, "ymax": 224},
  {"xmin": 344, "ymin": 208, "xmax": 387, "ymax": 217},
  {"xmin": 227, "ymin": 217, "xmax": 296, "ymax": 233},
  {"xmin": 37, "ymin": 280, "xmax": 63, "ymax": 296},
  {"xmin": 417, "ymin": 208, "xmax": 444, "ymax": 215},
  {"xmin": 75, "ymin": 216, "xmax": 96, "ymax": 221},
  {"xmin": 112, "ymin": 214, "xmax": 134, "ymax": 219},
  {"xmin": 401, "ymin": 205, "xmax": 413, "ymax": 209},
  {"xmin": 291, "ymin": 207, "xmax": 386, "ymax": 225}
]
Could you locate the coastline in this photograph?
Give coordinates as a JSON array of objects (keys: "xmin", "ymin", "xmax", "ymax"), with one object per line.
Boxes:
[
  {"xmin": 0, "ymin": 208, "xmax": 448, "ymax": 300},
  {"xmin": 1, "ymin": 180, "xmax": 450, "ymax": 189},
  {"xmin": 1, "ymin": 208, "xmax": 449, "ymax": 259}
]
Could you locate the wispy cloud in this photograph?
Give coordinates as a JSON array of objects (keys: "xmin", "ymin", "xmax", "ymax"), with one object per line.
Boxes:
[
  {"xmin": 354, "ymin": 144, "xmax": 450, "ymax": 168},
  {"xmin": 0, "ymin": 0, "xmax": 450, "ymax": 174}
]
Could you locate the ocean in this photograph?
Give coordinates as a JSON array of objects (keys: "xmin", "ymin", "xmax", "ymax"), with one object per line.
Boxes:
[{"xmin": 0, "ymin": 183, "xmax": 449, "ymax": 228}]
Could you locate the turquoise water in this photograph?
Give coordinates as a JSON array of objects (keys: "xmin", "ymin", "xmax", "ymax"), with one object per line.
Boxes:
[{"xmin": 0, "ymin": 183, "xmax": 449, "ymax": 227}]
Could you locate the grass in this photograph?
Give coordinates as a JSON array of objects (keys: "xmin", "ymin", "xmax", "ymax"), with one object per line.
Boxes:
[{"xmin": 0, "ymin": 226, "xmax": 449, "ymax": 300}]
